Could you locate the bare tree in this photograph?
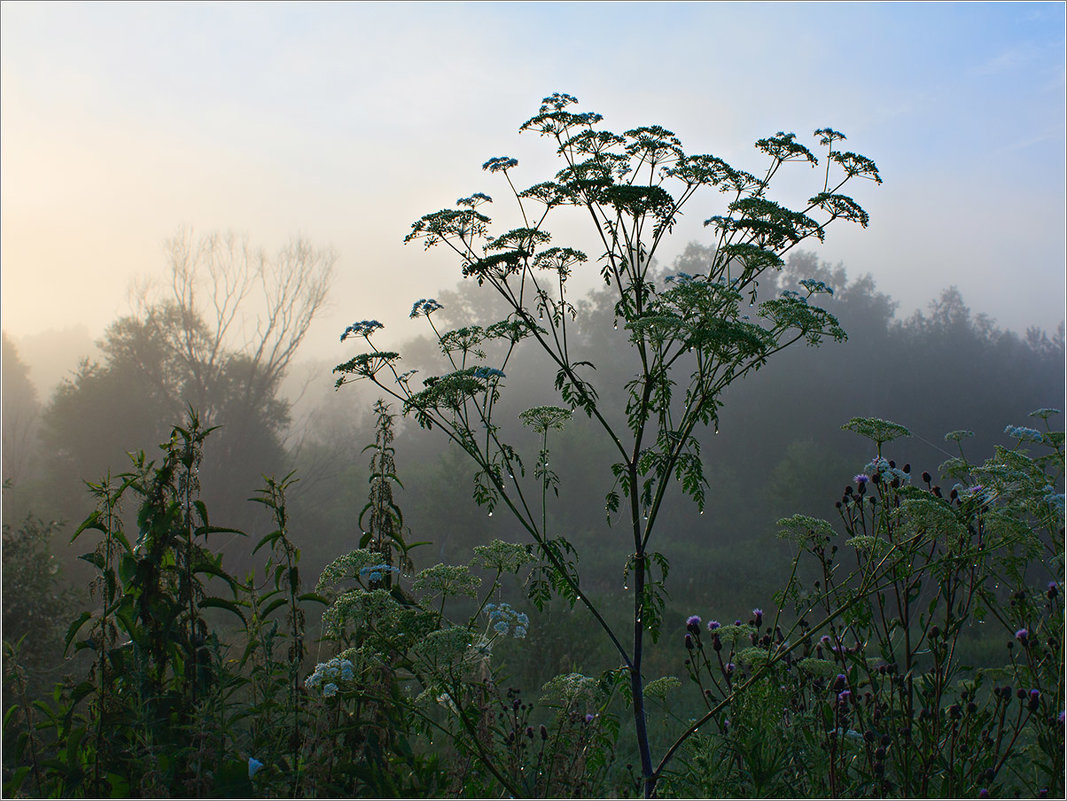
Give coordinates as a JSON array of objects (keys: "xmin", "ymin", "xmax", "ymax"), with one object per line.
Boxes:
[{"xmin": 136, "ymin": 228, "xmax": 336, "ymax": 427}]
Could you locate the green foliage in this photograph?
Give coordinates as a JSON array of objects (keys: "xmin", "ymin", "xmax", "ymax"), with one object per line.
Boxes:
[
  {"xmin": 668, "ymin": 414, "xmax": 1064, "ymax": 799},
  {"xmin": 335, "ymin": 93, "xmax": 879, "ymax": 793}
]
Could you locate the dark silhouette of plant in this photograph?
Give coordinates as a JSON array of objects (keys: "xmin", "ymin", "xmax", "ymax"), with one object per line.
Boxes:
[{"xmin": 334, "ymin": 93, "xmax": 880, "ymax": 796}]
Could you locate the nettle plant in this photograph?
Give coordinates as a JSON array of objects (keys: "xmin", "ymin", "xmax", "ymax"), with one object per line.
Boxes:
[{"xmin": 334, "ymin": 93, "xmax": 880, "ymax": 795}]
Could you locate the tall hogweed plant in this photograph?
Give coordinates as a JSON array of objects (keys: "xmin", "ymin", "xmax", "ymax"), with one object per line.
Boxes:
[{"xmin": 333, "ymin": 92, "xmax": 881, "ymax": 795}]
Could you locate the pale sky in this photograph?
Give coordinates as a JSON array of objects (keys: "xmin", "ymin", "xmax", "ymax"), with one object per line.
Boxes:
[{"xmin": 2, "ymin": 1, "xmax": 1064, "ymax": 361}]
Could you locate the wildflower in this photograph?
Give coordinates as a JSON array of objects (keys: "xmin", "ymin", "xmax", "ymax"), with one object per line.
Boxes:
[
  {"xmin": 706, "ymin": 620, "xmax": 720, "ymax": 631},
  {"xmin": 323, "ymin": 683, "xmax": 338, "ymax": 697},
  {"xmin": 483, "ymin": 156, "xmax": 518, "ymax": 172},
  {"xmin": 1015, "ymin": 628, "xmax": 1029, "ymax": 643},
  {"xmin": 1004, "ymin": 424, "xmax": 1043, "ymax": 443},
  {"xmin": 248, "ymin": 757, "xmax": 264, "ymax": 779},
  {"xmin": 340, "ymin": 319, "xmax": 384, "ymax": 342},
  {"xmin": 686, "ymin": 615, "xmax": 702, "ymax": 633},
  {"xmin": 359, "ymin": 564, "xmax": 399, "ymax": 581},
  {"xmin": 410, "ymin": 298, "xmax": 443, "ymax": 318},
  {"xmin": 978, "ymin": 789, "xmax": 989, "ymax": 798},
  {"xmin": 664, "ymin": 271, "xmax": 696, "ymax": 284},
  {"xmin": 483, "ymin": 602, "xmax": 530, "ymax": 639},
  {"xmin": 752, "ymin": 608, "xmax": 763, "ymax": 626},
  {"xmin": 853, "ymin": 474, "xmax": 869, "ymax": 485},
  {"xmin": 1029, "ymin": 689, "xmax": 1040, "ymax": 711},
  {"xmin": 1048, "ymin": 581, "xmax": 1059, "ymax": 599},
  {"xmin": 685, "ymin": 633, "xmax": 694, "ymax": 650},
  {"xmin": 340, "ymin": 661, "xmax": 354, "ymax": 681},
  {"xmin": 838, "ymin": 689, "xmax": 851, "ymax": 705},
  {"xmin": 1058, "ymin": 710, "xmax": 1065, "ymax": 724},
  {"xmin": 833, "ymin": 674, "xmax": 847, "ymax": 692},
  {"xmin": 473, "ymin": 366, "xmax": 506, "ymax": 380},
  {"xmin": 725, "ymin": 662, "xmax": 735, "ymax": 674},
  {"xmin": 799, "ymin": 278, "xmax": 833, "ymax": 295},
  {"xmin": 585, "ymin": 713, "xmax": 595, "ymax": 723}
]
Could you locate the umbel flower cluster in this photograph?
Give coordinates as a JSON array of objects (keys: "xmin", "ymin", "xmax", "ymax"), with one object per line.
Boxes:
[
  {"xmin": 304, "ymin": 656, "xmax": 355, "ymax": 698},
  {"xmin": 484, "ymin": 602, "xmax": 529, "ymax": 638}
]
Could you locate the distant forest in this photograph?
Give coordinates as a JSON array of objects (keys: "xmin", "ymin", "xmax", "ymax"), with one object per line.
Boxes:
[{"xmin": 3, "ymin": 244, "xmax": 1063, "ymax": 695}]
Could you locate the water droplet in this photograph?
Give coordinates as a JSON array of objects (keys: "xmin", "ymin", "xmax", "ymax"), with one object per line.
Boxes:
[
  {"xmin": 623, "ymin": 584, "xmax": 629, "ymax": 591},
  {"xmin": 714, "ymin": 426, "xmax": 719, "ymax": 435},
  {"xmin": 613, "ymin": 321, "xmax": 618, "ymax": 330},
  {"xmin": 699, "ymin": 510, "xmax": 704, "ymax": 516},
  {"xmin": 488, "ymin": 511, "xmax": 493, "ymax": 517}
]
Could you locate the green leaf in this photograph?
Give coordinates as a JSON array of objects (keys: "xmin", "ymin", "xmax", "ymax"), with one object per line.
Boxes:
[
  {"xmin": 64, "ymin": 612, "xmax": 92, "ymax": 652},
  {"xmin": 78, "ymin": 551, "xmax": 106, "ymax": 570},
  {"xmin": 264, "ymin": 597, "xmax": 292, "ymax": 619},
  {"xmin": 252, "ymin": 530, "xmax": 283, "ymax": 555},
  {"xmin": 199, "ymin": 596, "xmax": 247, "ymax": 624}
]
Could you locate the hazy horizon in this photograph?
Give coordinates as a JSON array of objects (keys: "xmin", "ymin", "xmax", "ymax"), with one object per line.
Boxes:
[{"xmin": 3, "ymin": 2, "xmax": 1065, "ymax": 365}]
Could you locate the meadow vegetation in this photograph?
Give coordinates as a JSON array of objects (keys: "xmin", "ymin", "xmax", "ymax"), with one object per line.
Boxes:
[{"xmin": 3, "ymin": 95, "xmax": 1063, "ymax": 798}]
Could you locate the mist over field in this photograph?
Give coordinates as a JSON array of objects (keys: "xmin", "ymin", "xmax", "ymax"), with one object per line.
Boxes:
[{"xmin": 2, "ymin": 3, "xmax": 1064, "ymax": 798}]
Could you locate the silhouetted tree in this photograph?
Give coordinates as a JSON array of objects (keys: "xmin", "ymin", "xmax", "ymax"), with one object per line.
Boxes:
[{"xmin": 39, "ymin": 232, "xmax": 335, "ymax": 565}]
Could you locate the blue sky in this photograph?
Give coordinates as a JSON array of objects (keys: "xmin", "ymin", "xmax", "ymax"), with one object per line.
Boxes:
[{"xmin": 2, "ymin": 1, "xmax": 1064, "ymax": 355}]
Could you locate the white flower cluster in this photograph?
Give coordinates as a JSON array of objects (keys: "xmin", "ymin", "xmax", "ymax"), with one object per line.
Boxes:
[
  {"xmin": 305, "ymin": 656, "xmax": 355, "ymax": 698},
  {"xmin": 484, "ymin": 602, "xmax": 529, "ymax": 639},
  {"xmin": 1004, "ymin": 425, "xmax": 1044, "ymax": 443}
]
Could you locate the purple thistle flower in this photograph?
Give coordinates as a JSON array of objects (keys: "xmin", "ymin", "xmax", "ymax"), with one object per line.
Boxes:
[
  {"xmin": 585, "ymin": 713, "xmax": 594, "ymax": 723},
  {"xmin": 854, "ymin": 474, "xmax": 869, "ymax": 485},
  {"xmin": 725, "ymin": 662, "xmax": 735, "ymax": 674},
  {"xmin": 706, "ymin": 620, "xmax": 720, "ymax": 631},
  {"xmin": 686, "ymin": 615, "xmax": 702, "ymax": 634},
  {"xmin": 1015, "ymin": 628, "xmax": 1029, "ymax": 642},
  {"xmin": 833, "ymin": 674, "xmax": 847, "ymax": 692},
  {"xmin": 1048, "ymin": 581, "xmax": 1059, "ymax": 599},
  {"xmin": 1058, "ymin": 710, "xmax": 1065, "ymax": 724},
  {"xmin": 752, "ymin": 608, "xmax": 763, "ymax": 626},
  {"xmin": 978, "ymin": 789, "xmax": 989, "ymax": 798},
  {"xmin": 838, "ymin": 689, "xmax": 851, "ymax": 704},
  {"xmin": 1029, "ymin": 688, "xmax": 1041, "ymax": 710}
]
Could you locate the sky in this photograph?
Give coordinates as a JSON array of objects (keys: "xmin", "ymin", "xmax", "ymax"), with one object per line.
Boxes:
[{"xmin": 2, "ymin": 1, "xmax": 1065, "ymax": 368}]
